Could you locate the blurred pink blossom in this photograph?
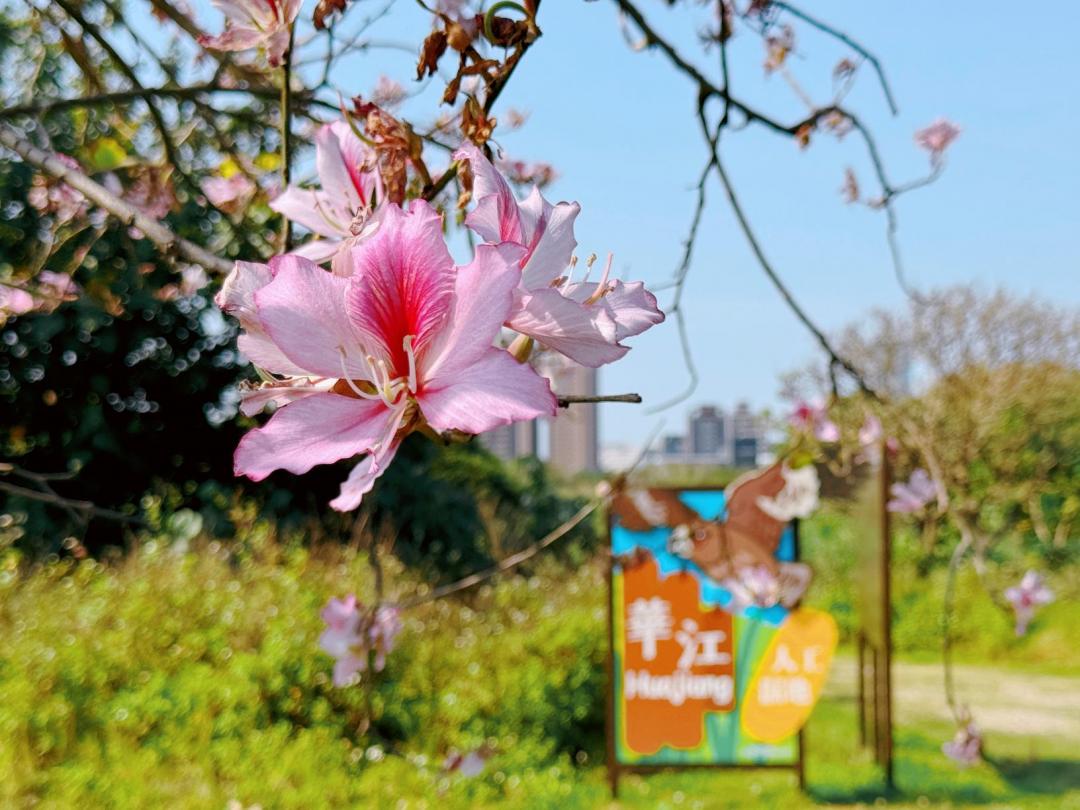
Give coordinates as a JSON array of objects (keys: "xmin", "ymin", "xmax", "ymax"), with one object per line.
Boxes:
[
  {"xmin": 319, "ymin": 596, "xmax": 403, "ymax": 685},
  {"xmin": 199, "ymin": 0, "xmax": 301, "ymax": 66},
  {"xmin": 915, "ymin": 118, "xmax": 961, "ymax": 161},
  {"xmin": 858, "ymin": 414, "xmax": 882, "ymax": 447},
  {"xmin": 887, "ymin": 469, "xmax": 937, "ymax": 513},
  {"xmin": 1004, "ymin": 570, "xmax": 1053, "ymax": 636},
  {"xmin": 0, "ymin": 285, "xmax": 36, "ymax": 317},
  {"xmin": 203, "ymin": 174, "xmax": 257, "ymax": 213},
  {"xmin": 443, "ymin": 749, "xmax": 489, "ymax": 777},
  {"xmin": 942, "ymin": 721, "xmax": 982, "ymax": 767},
  {"xmin": 790, "ymin": 398, "xmax": 839, "ymax": 442},
  {"xmin": 370, "ymin": 75, "xmax": 406, "ymax": 108},
  {"xmin": 1, "ymin": 271, "xmax": 80, "ymax": 319},
  {"xmin": 27, "ymin": 154, "xmax": 87, "ymax": 224}
]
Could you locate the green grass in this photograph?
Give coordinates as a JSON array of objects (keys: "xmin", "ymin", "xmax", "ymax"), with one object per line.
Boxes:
[{"xmin": 1, "ymin": 511, "xmax": 1077, "ymax": 808}]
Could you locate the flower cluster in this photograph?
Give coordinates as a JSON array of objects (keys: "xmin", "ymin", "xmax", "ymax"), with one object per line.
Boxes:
[
  {"xmin": 789, "ymin": 398, "xmax": 839, "ymax": 442},
  {"xmin": 942, "ymin": 720, "xmax": 982, "ymax": 767},
  {"xmin": 219, "ymin": 125, "xmax": 664, "ymax": 510},
  {"xmin": 1004, "ymin": 570, "xmax": 1053, "ymax": 637},
  {"xmin": 318, "ymin": 595, "xmax": 403, "ymax": 686},
  {"xmin": 886, "ymin": 468, "xmax": 937, "ymax": 514},
  {"xmin": 199, "ymin": 0, "xmax": 301, "ymax": 67},
  {"xmin": 915, "ymin": 118, "xmax": 962, "ymax": 164},
  {"xmin": 1, "ymin": 271, "xmax": 81, "ymax": 321}
]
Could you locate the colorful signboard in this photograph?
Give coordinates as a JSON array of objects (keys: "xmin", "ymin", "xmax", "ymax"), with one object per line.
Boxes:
[{"xmin": 607, "ymin": 468, "xmax": 837, "ymax": 788}]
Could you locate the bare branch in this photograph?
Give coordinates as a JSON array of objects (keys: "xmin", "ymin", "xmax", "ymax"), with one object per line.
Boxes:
[
  {"xmin": 770, "ymin": 1, "xmax": 898, "ymax": 115},
  {"xmin": 557, "ymin": 393, "xmax": 642, "ymax": 407},
  {"xmin": 0, "ymin": 125, "xmax": 232, "ymax": 274}
]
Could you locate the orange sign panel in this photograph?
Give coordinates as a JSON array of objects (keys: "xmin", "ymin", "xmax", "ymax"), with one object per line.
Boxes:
[
  {"xmin": 740, "ymin": 607, "xmax": 838, "ymax": 743},
  {"xmin": 621, "ymin": 558, "xmax": 735, "ymax": 755}
]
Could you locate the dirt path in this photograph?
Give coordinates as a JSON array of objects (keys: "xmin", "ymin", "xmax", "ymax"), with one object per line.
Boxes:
[{"xmin": 826, "ymin": 656, "xmax": 1080, "ymax": 739}]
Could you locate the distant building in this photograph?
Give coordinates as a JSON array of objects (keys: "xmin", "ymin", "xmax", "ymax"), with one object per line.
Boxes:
[
  {"xmin": 662, "ymin": 434, "xmax": 685, "ymax": 455},
  {"xmin": 548, "ymin": 363, "xmax": 599, "ymax": 474},
  {"xmin": 689, "ymin": 406, "xmax": 725, "ymax": 455},
  {"xmin": 478, "ymin": 420, "xmax": 537, "ymax": 459},
  {"xmin": 481, "ymin": 362, "xmax": 599, "ymax": 476},
  {"xmin": 630, "ymin": 400, "xmax": 765, "ymax": 468},
  {"xmin": 731, "ymin": 402, "xmax": 760, "ymax": 466}
]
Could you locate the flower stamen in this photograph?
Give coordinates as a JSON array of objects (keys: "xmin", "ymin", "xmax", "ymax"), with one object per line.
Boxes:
[{"xmin": 403, "ymin": 335, "xmax": 418, "ymax": 393}]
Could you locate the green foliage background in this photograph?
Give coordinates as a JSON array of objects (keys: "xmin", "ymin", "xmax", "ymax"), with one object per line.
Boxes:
[{"xmin": 1, "ymin": 505, "xmax": 1076, "ymax": 808}]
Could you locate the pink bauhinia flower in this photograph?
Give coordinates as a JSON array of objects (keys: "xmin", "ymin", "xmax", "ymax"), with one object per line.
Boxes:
[
  {"xmin": 1, "ymin": 271, "xmax": 81, "ymax": 319},
  {"xmin": 858, "ymin": 414, "xmax": 882, "ymax": 446},
  {"xmin": 790, "ymin": 398, "xmax": 839, "ymax": 442},
  {"xmin": 942, "ymin": 721, "xmax": 982, "ymax": 767},
  {"xmin": 1004, "ymin": 570, "xmax": 1053, "ymax": 637},
  {"xmin": 203, "ymin": 173, "xmax": 257, "ymax": 213},
  {"xmin": 199, "ymin": 0, "xmax": 301, "ymax": 67},
  {"xmin": 887, "ymin": 468, "xmax": 937, "ymax": 513},
  {"xmin": 228, "ymin": 202, "xmax": 555, "ymax": 510},
  {"xmin": 270, "ymin": 122, "xmax": 384, "ymax": 264},
  {"xmin": 914, "ymin": 118, "xmax": 961, "ymax": 162},
  {"xmin": 319, "ymin": 596, "xmax": 403, "ymax": 685},
  {"xmin": 0, "ymin": 284, "xmax": 36, "ymax": 318},
  {"xmin": 455, "ymin": 144, "xmax": 664, "ymax": 367},
  {"xmin": 27, "ymin": 154, "xmax": 87, "ymax": 224}
]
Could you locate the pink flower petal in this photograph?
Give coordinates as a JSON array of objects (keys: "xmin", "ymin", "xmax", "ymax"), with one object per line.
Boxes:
[
  {"xmin": 329, "ymin": 437, "xmax": 401, "ymax": 512},
  {"xmin": 419, "ymin": 241, "xmax": 526, "ymax": 380},
  {"xmin": 345, "ymin": 202, "xmax": 455, "ymax": 372},
  {"xmin": 199, "ymin": 27, "xmax": 266, "ymax": 53},
  {"xmin": 234, "ymin": 393, "xmax": 392, "ymax": 481},
  {"xmin": 238, "ymin": 376, "xmax": 334, "ymax": 416},
  {"xmin": 290, "ymin": 237, "xmax": 346, "ymax": 264},
  {"xmin": 332, "ymin": 653, "xmax": 366, "ymax": 685},
  {"xmin": 418, "ymin": 349, "xmax": 556, "ymax": 435},
  {"xmin": 516, "ymin": 189, "xmax": 579, "ymax": 289},
  {"xmin": 255, "ymin": 254, "xmax": 373, "ymax": 380},
  {"xmin": 455, "ymin": 143, "xmax": 523, "ymax": 244},
  {"xmin": 564, "ymin": 279, "xmax": 664, "ymax": 340},
  {"xmin": 1, "ymin": 286, "xmax": 37, "ymax": 315},
  {"xmin": 327, "ymin": 121, "xmax": 379, "ymax": 209},
  {"xmin": 217, "ymin": 261, "xmax": 308, "ymax": 376},
  {"xmin": 507, "ymin": 287, "xmax": 626, "ymax": 368},
  {"xmin": 270, "ymin": 187, "xmax": 347, "ymax": 238}
]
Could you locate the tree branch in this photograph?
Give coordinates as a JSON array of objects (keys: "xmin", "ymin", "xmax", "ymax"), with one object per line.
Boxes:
[
  {"xmin": 0, "ymin": 125, "xmax": 232, "ymax": 274},
  {"xmin": 557, "ymin": 393, "xmax": 641, "ymax": 407}
]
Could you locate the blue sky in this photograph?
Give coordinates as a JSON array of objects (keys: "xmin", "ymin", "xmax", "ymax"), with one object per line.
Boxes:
[{"xmin": 190, "ymin": 0, "xmax": 1080, "ymax": 445}]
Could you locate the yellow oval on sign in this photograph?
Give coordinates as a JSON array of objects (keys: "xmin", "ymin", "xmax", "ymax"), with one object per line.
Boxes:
[{"xmin": 741, "ymin": 607, "xmax": 838, "ymax": 743}]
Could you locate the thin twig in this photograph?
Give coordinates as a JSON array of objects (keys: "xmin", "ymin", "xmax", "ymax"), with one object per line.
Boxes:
[
  {"xmin": 557, "ymin": 393, "xmax": 641, "ymax": 407},
  {"xmin": 0, "ymin": 84, "xmax": 338, "ymax": 120},
  {"xmin": 711, "ymin": 140, "xmax": 879, "ymax": 400},
  {"xmin": 393, "ymin": 500, "xmax": 599, "ymax": 609},
  {"xmin": 280, "ymin": 28, "xmax": 295, "ymax": 251},
  {"xmin": 770, "ymin": 1, "xmax": 898, "ymax": 115}
]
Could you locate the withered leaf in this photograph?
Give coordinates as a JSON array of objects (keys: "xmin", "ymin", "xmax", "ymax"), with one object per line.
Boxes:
[
  {"xmin": 417, "ymin": 29, "xmax": 448, "ymax": 80},
  {"xmin": 313, "ymin": 0, "xmax": 348, "ymax": 30}
]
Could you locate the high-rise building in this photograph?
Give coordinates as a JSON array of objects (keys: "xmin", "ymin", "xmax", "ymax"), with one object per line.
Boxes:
[
  {"xmin": 479, "ymin": 362, "xmax": 599, "ymax": 475},
  {"xmin": 548, "ymin": 363, "xmax": 599, "ymax": 474},
  {"xmin": 689, "ymin": 406, "xmax": 725, "ymax": 456},
  {"xmin": 662, "ymin": 434, "xmax": 685, "ymax": 455},
  {"xmin": 731, "ymin": 401, "xmax": 761, "ymax": 467},
  {"xmin": 478, "ymin": 420, "xmax": 537, "ymax": 459}
]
